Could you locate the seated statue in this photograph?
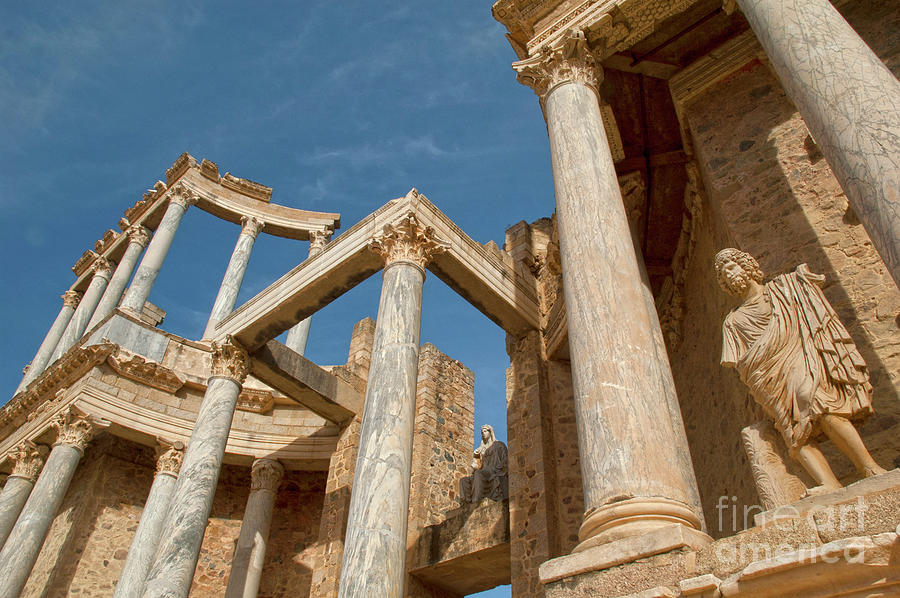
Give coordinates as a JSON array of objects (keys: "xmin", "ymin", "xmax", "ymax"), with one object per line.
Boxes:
[
  {"xmin": 715, "ymin": 248, "xmax": 887, "ymax": 493},
  {"xmin": 459, "ymin": 424, "xmax": 509, "ymax": 503}
]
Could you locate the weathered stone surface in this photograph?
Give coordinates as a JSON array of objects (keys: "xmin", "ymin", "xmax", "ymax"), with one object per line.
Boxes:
[
  {"xmin": 203, "ymin": 217, "xmax": 262, "ymax": 339},
  {"xmin": 16, "ymin": 291, "xmax": 80, "ymax": 392},
  {"xmin": 87, "ymin": 227, "xmax": 151, "ymax": 332}
]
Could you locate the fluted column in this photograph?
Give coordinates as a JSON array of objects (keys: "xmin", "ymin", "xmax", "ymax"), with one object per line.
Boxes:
[
  {"xmin": 113, "ymin": 442, "xmax": 185, "ymax": 598},
  {"xmin": 51, "ymin": 257, "xmax": 114, "ymax": 361},
  {"xmin": 15, "ymin": 291, "xmax": 81, "ymax": 393},
  {"xmin": 730, "ymin": 0, "xmax": 900, "ymax": 286},
  {"xmin": 337, "ymin": 212, "xmax": 447, "ymax": 598},
  {"xmin": 514, "ymin": 32, "xmax": 704, "ymax": 552},
  {"xmin": 284, "ymin": 230, "xmax": 332, "ymax": 355},
  {"xmin": 88, "ymin": 226, "xmax": 152, "ymax": 330},
  {"xmin": 121, "ymin": 186, "xmax": 197, "ymax": 314},
  {"xmin": 0, "ymin": 441, "xmax": 48, "ymax": 548},
  {"xmin": 203, "ymin": 217, "xmax": 264, "ymax": 339},
  {"xmin": 142, "ymin": 338, "xmax": 250, "ymax": 598},
  {"xmin": 224, "ymin": 459, "xmax": 284, "ymax": 598},
  {"xmin": 0, "ymin": 408, "xmax": 98, "ymax": 598}
]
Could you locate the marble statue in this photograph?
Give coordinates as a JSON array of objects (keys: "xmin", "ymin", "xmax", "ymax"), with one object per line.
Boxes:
[
  {"xmin": 460, "ymin": 424, "xmax": 509, "ymax": 503},
  {"xmin": 715, "ymin": 248, "xmax": 887, "ymax": 492}
]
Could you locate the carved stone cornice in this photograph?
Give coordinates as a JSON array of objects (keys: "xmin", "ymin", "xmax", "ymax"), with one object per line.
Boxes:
[
  {"xmin": 155, "ymin": 441, "xmax": 185, "ymax": 477},
  {"xmin": 237, "ymin": 388, "xmax": 275, "ymax": 414},
  {"xmin": 169, "ymin": 184, "xmax": 199, "ymax": 210},
  {"xmin": 62, "ymin": 290, "xmax": 82, "ymax": 310},
  {"xmin": 513, "ymin": 30, "xmax": 600, "ymax": 97},
  {"xmin": 52, "ymin": 407, "xmax": 97, "ymax": 452},
  {"xmin": 210, "ymin": 336, "xmax": 250, "ymax": 383},
  {"xmin": 368, "ymin": 211, "xmax": 449, "ymax": 272},
  {"xmin": 127, "ymin": 225, "xmax": 152, "ymax": 248},
  {"xmin": 240, "ymin": 216, "xmax": 264, "ymax": 240},
  {"xmin": 72, "ymin": 250, "xmax": 99, "ymax": 276},
  {"xmin": 92, "ymin": 256, "xmax": 114, "ymax": 279},
  {"xmin": 309, "ymin": 230, "xmax": 332, "ymax": 254},
  {"xmin": 7, "ymin": 440, "xmax": 48, "ymax": 482},
  {"xmin": 107, "ymin": 350, "xmax": 184, "ymax": 393},
  {"xmin": 250, "ymin": 458, "xmax": 284, "ymax": 493},
  {"xmin": 94, "ymin": 229, "xmax": 121, "ymax": 255}
]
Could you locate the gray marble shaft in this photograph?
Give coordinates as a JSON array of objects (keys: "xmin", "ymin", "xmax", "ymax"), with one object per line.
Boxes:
[
  {"xmin": 15, "ymin": 294, "xmax": 78, "ymax": 393},
  {"xmin": 113, "ymin": 470, "xmax": 177, "ymax": 598},
  {"xmin": 337, "ymin": 262, "xmax": 424, "ymax": 598},
  {"xmin": 141, "ymin": 376, "xmax": 243, "ymax": 598},
  {"xmin": 0, "ymin": 444, "xmax": 84, "ymax": 598},
  {"xmin": 0, "ymin": 476, "xmax": 35, "ymax": 549},
  {"xmin": 736, "ymin": 0, "xmax": 900, "ymax": 286},
  {"xmin": 121, "ymin": 200, "xmax": 190, "ymax": 314},
  {"xmin": 203, "ymin": 226, "xmax": 259, "ymax": 339},
  {"xmin": 545, "ymin": 80, "xmax": 702, "ymax": 547},
  {"xmin": 87, "ymin": 232, "xmax": 150, "ymax": 331},
  {"xmin": 51, "ymin": 266, "xmax": 112, "ymax": 362},
  {"xmin": 284, "ymin": 241, "xmax": 326, "ymax": 356}
]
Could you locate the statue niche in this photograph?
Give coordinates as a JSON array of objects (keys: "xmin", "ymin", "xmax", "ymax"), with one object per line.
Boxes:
[
  {"xmin": 715, "ymin": 248, "xmax": 888, "ymax": 494},
  {"xmin": 459, "ymin": 424, "xmax": 509, "ymax": 503}
]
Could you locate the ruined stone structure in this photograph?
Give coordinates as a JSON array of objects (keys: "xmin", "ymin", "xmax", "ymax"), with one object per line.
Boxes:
[{"xmin": 2, "ymin": 0, "xmax": 899, "ymax": 596}]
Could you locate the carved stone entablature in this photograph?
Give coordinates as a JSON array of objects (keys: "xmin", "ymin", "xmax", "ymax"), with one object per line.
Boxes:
[
  {"xmin": 155, "ymin": 440, "xmax": 185, "ymax": 477},
  {"xmin": 170, "ymin": 184, "xmax": 199, "ymax": 210},
  {"xmin": 309, "ymin": 229, "xmax": 332, "ymax": 254},
  {"xmin": 127, "ymin": 225, "xmax": 152, "ymax": 248},
  {"xmin": 7, "ymin": 440, "xmax": 49, "ymax": 482},
  {"xmin": 237, "ymin": 388, "xmax": 275, "ymax": 414},
  {"xmin": 513, "ymin": 30, "xmax": 600, "ymax": 97},
  {"xmin": 107, "ymin": 350, "xmax": 184, "ymax": 393},
  {"xmin": 250, "ymin": 458, "xmax": 284, "ymax": 493},
  {"xmin": 240, "ymin": 215, "xmax": 264, "ymax": 240},
  {"xmin": 72, "ymin": 250, "xmax": 99, "ymax": 276},
  {"xmin": 141, "ymin": 180, "xmax": 167, "ymax": 205},
  {"xmin": 210, "ymin": 336, "xmax": 251, "ymax": 383},
  {"xmin": 368, "ymin": 209, "xmax": 450, "ymax": 272},
  {"xmin": 93, "ymin": 229, "xmax": 121, "ymax": 255},
  {"xmin": 52, "ymin": 407, "xmax": 97, "ymax": 452},
  {"xmin": 200, "ymin": 158, "xmax": 220, "ymax": 181},
  {"xmin": 123, "ymin": 199, "xmax": 151, "ymax": 225},
  {"xmin": 62, "ymin": 290, "xmax": 82, "ymax": 310},
  {"xmin": 92, "ymin": 256, "xmax": 114, "ymax": 279},
  {"xmin": 165, "ymin": 152, "xmax": 196, "ymax": 186},
  {"xmin": 222, "ymin": 172, "xmax": 274, "ymax": 202}
]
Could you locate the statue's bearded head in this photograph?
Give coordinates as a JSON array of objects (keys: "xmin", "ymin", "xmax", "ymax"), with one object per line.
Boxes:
[{"xmin": 715, "ymin": 248, "xmax": 764, "ymax": 296}]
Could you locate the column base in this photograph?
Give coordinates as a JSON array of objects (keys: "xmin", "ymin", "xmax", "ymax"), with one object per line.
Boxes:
[{"xmin": 576, "ymin": 497, "xmax": 703, "ymax": 552}]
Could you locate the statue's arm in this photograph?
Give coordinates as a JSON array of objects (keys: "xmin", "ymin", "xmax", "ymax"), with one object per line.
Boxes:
[{"xmin": 720, "ymin": 316, "xmax": 739, "ymax": 368}]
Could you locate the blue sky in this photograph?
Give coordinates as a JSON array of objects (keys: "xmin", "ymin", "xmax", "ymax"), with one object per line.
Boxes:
[{"xmin": 2, "ymin": 3, "xmax": 557, "ymax": 594}]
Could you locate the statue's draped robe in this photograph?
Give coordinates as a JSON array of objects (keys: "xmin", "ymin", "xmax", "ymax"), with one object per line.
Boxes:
[{"xmin": 721, "ymin": 265, "xmax": 872, "ymax": 449}]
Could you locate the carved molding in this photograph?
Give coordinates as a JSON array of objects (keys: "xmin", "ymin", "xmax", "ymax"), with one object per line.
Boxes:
[
  {"xmin": 170, "ymin": 184, "xmax": 199, "ymax": 210},
  {"xmin": 240, "ymin": 215, "xmax": 264, "ymax": 239},
  {"xmin": 166, "ymin": 152, "xmax": 196, "ymax": 186},
  {"xmin": 210, "ymin": 336, "xmax": 250, "ymax": 382},
  {"xmin": 52, "ymin": 407, "xmax": 97, "ymax": 452},
  {"xmin": 368, "ymin": 210, "xmax": 450, "ymax": 271},
  {"xmin": 107, "ymin": 350, "xmax": 184, "ymax": 393},
  {"xmin": 222, "ymin": 172, "xmax": 274, "ymax": 202},
  {"xmin": 309, "ymin": 230, "xmax": 332, "ymax": 255},
  {"xmin": 127, "ymin": 225, "xmax": 152, "ymax": 248},
  {"xmin": 513, "ymin": 30, "xmax": 600, "ymax": 97},
  {"xmin": 92, "ymin": 256, "xmax": 114, "ymax": 279},
  {"xmin": 155, "ymin": 440, "xmax": 185, "ymax": 477},
  {"xmin": 62, "ymin": 290, "xmax": 82, "ymax": 310},
  {"xmin": 250, "ymin": 458, "xmax": 284, "ymax": 493},
  {"xmin": 72, "ymin": 250, "xmax": 99, "ymax": 276},
  {"xmin": 237, "ymin": 388, "xmax": 275, "ymax": 414},
  {"xmin": 93, "ymin": 229, "xmax": 121, "ymax": 255},
  {"xmin": 7, "ymin": 440, "xmax": 48, "ymax": 482}
]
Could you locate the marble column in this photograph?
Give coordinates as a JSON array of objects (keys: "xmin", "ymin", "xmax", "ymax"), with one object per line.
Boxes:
[
  {"xmin": 15, "ymin": 291, "xmax": 81, "ymax": 393},
  {"xmin": 0, "ymin": 408, "xmax": 97, "ymax": 598},
  {"xmin": 203, "ymin": 217, "xmax": 263, "ymax": 339},
  {"xmin": 514, "ymin": 32, "xmax": 704, "ymax": 552},
  {"xmin": 87, "ymin": 226, "xmax": 152, "ymax": 331},
  {"xmin": 113, "ymin": 442, "xmax": 185, "ymax": 598},
  {"xmin": 0, "ymin": 441, "xmax": 48, "ymax": 549},
  {"xmin": 224, "ymin": 458, "xmax": 284, "ymax": 598},
  {"xmin": 121, "ymin": 185, "xmax": 198, "ymax": 314},
  {"xmin": 337, "ymin": 213, "xmax": 447, "ymax": 598},
  {"xmin": 733, "ymin": 0, "xmax": 900, "ymax": 286},
  {"xmin": 284, "ymin": 230, "xmax": 332, "ymax": 355},
  {"xmin": 141, "ymin": 338, "xmax": 250, "ymax": 598},
  {"xmin": 51, "ymin": 257, "xmax": 115, "ymax": 362}
]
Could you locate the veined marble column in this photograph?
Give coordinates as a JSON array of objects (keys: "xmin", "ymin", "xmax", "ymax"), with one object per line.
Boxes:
[
  {"xmin": 284, "ymin": 230, "xmax": 332, "ymax": 355},
  {"xmin": 113, "ymin": 442, "xmax": 185, "ymax": 598},
  {"xmin": 337, "ymin": 213, "xmax": 447, "ymax": 598},
  {"xmin": 732, "ymin": 0, "xmax": 900, "ymax": 286},
  {"xmin": 142, "ymin": 338, "xmax": 250, "ymax": 598},
  {"xmin": 51, "ymin": 257, "xmax": 115, "ymax": 361},
  {"xmin": 203, "ymin": 217, "xmax": 264, "ymax": 339},
  {"xmin": 15, "ymin": 291, "xmax": 81, "ymax": 393},
  {"xmin": 88, "ymin": 226, "xmax": 152, "ymax": 331},
  {"xmin": 0, "ymin": 441, "xmax": 48, "ymax": 548},
  {"xmin": 121, "ymin": 185, "xmax": 198, "ymax": 314},
  {"xmin": 224, "ymin": 458, "xmax": 284, "ymax": 598},
  {"xmin": 514, "ymin": 32, "xmax": 704, "ymax": 552},
  {"xmin": 0, "ymin": 408, "xmax": 97, "ymax": 598}
]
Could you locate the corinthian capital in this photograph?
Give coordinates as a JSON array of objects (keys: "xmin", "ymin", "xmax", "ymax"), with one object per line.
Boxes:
[
  {"xmin": 309, "ymin": 230, "xmax": 332, "ymax": 255},
  {"xmin": 250, "ymin": 458, "xmax": 284, "ymax": 493},
  {"xmin": 368, "ymin": 211, "xmax": 449, "ymax": 271},
  {"xmin": 210, "ymin": 336, "xmax": 250, "ymax": 382},
  {"xmin": 127, "ymin": 225, "xmax": 152, "ymax": 248},
  {"xmin": 155, "ymin": 440, "xmax": 185, "ymax": 477},
  {"xmin": 240, "ymin": 216, "xmax": 264, "ymax": 239},
  {"xmin": 52, "ymin": 407, "xmax": 97, "ymax": 452},
  {"xmin": 62, "ymin": 290, "xmax": 82, "ymax": 309},
  {"xmin": 8, "ymin": 440, "xmax": 49, "ymax": 482},
  {"xmin": 92, "ymin": 256, "xmax": 115, "ymax": 279},
  {"xmin": 170, "ymin": 184, "xmax": 199, "ymax": 210},
  {"xmin": 513, "ymin": 30, "xmax": 601, "ymax": 98}
]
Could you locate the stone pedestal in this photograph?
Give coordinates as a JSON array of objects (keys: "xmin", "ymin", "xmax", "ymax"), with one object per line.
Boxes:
[
  {"xmin": 514, "ymin": 32, "xmax": 704, "ymax": 553},
  {"xmin": 112, "ymin": 442, "xmax": 184, "ymax": 598},
  {"xmin": 121, "ymin": 186, "xmax": 197, "ymax": 314},
  {"xmin": 735, "ymin": 0, "xmax": 900, "ymax": 287},
  {"xmin": 224, "ymin": 458, "xmax": 283, "ymax": 598},
  {"xmin": 203, "ymin": 217, "xmax": 263, "ymax": 339},
  {"xmin": 0, "ymin": 409, "xmax": 97, "ymax": 598},
  {"xmin": 337, "ymin": 214, "xmax": 446, "ymax": 598},
  {"xmin": 284, "ymin": 230, "xmax": 331, "ymax": 355},
  {"xmin": 51, "ymin": 258, "xmax": 114, "ymax": 361},
  {"xmin": 15, "ymin": 291, "xmax": 80, "ymax": 393},
  {"xmin": 141, "ymin": 339, "xmax": 249, "ymax": 598},
  {"xmin": 0, "ymin": 441, "xmax": 47, "ymax": 548},
  {"xmin": 88, "ymin": 226, "xmax": 152, "ymax": 331}
]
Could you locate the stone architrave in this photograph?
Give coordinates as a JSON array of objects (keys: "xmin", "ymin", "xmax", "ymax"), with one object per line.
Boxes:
[
  {"xmin": 51, "ymin": 257, "xmax": 115, "ymax": 361},
  {"xmin": 734, "ymin": 0, "xmax": 900, "ymax": 287},
  {"xmin": 15, "ymin": 290, "xmax": 81, "ymax": 393},
  {"xmin": 0, "ymin": 441, "xmax": 48, "ymax": 547},
  {"xmin": 513, "ymin": 31, "xmax": 705, "ymax": 552},
  {"xmin": 121, "ymin": 185, "xmax": 198, "ymax": 314},
  {"xmin": 113, "ymin": 441, "xmax": 185, "ymax": 598},
  {"xmin": 142, "ymin": 338, "xmax": 250, "ymax": 598},
  {"xmin": 88, "ymin": 225, "xmax": 152, "ymax": 330},
  {"xmin": 0, "ymin": 408, "xmax": 98, "ymax": 598},
  {"xmin": 337, "ymin": 211, "xmax": 448, "ymax": 598},
  {"xmin": 284, "ymin": 229, "xmax": 332, "ymax": 355},
  {"xmin": 224, "ymin": 458, "xmax": 284, "ymax": 598},
  {"xmin": 203, "ymin": 217, "xmax": 264, "ymax": 339}
]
